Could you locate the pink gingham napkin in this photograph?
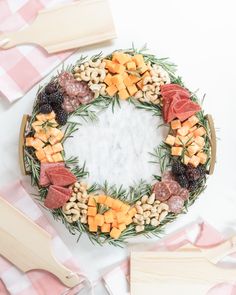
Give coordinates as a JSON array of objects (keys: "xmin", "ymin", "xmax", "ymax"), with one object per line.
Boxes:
[
  {"xmin": 103, "ymin": 221, "xmax": 236, "ymax": 295},
  {"xmin": 0, "ymin": 181, "xmax": 91, "ymax": 295},
  {"xmin": 0, "ymin": 0, "xmax": 74, "ymax": 103}
]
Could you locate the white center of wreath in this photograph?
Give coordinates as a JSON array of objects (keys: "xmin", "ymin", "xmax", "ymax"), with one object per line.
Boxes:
[{"xmin": 65, "ymin": 102, "xmax": 168, "ymax": 187}]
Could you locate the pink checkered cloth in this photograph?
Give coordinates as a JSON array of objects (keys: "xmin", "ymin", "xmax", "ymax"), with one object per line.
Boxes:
[
  {"xmin": 0, "ymin": 181, "xmax": 90, "ymax": 295},
  {"xmin": 103, "ymin": 221, "xmax": 236, "ymax": 295},
  {"xmin": 0, "ymin": 0, "xmax": 74, "ymax": 103}
]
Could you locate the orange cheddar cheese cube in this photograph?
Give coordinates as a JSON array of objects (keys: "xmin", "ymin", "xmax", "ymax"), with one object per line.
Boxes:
[
  {"xmin": 95, "ymin": 214, "xmax": 104, "ymax": 227},
  {"xmin": 124, "ymin": 215, "xmax": 133, "ymax": 225},
  {"xmin": 88, "ymin": 216, "xmax": 94, "ymax": 225},
  {"xmin": 52, "ymin": 152, "xmax": 63, "ymax": 162},
  {"xmin": 34, "ymin": 131, "xmax": 48, "ymax": 143},
  {"xmin": 165, "ymin": 135, "xmax": 176, "ymax": 146},
  {"xmin": 112, "ymin": 219, "xmax": 118, "ymax": 228},
  {"xmin": 111, "ymin": 74, "xmax": 123, "ymax": 86},
  {"xmin": 189, "ymin": 155, "xmax": 200, "ymax": 167},
  {"xmin": 113, "ymin": 53, "xmax": 131, "ymax": 65},
  {"xmin": 104, "ymin": 196, "xmax": 114, "ymax": 208},
  {"xmin": 114, "ymin": 63, "xmax": 126, "ymax": 74},
  {"xmin": 182, "ymin": 154, "xmax": 191, "ymax": 165},
  {"xmin": 128, "ymin": 207, "xmax": 137, "ymax": 218},
  {"xmin": 43, "ymin": 145, "xmax": 54, "ymax": 155},
  {"xmin": 136, "ymin": 80, "xmax": 144, "ymax": 90},
  {"xmin": 177, "ymin": 126, "xmax": 190, "ymax": 137},
  {"xmin": 187, "ymin": 143, "xmax": 200, "ymax": 157},
  {"xmin": 126, "ymin": 61, "xmax": 136, "ymax": 71},
  {"xmin": 123, "ymin": 76, "xmax": 133, "ymax": 87},
  {"xmin": 36, "ymin": 112, "xmax": 55, "ymax": 122},
  {"xmin": 46, "ymin": 154, "xmax": 54, "ymax": 163},
  {"xmin": 118, "ymin": 89, "xmax": 129, "ymax": 100},
  {"xmin": 129, "ymin": 75, "xmax": 141, "ymax": 84},
  {"xmin": 194, "ymin": 127, "xmax": 206, "ymax": 137},
  {"xmin": 25, "ymin": 137, "xmax": 34, "ymax": 147},
  {"xmin": 110, "ymin": 227, "xmax": 121, "ymax": 239},
  {"xmin": 89, "ymin": 223, "xmax": 98, "ymax": 232},
  {"xmin": 139, "ymin": 64, "xmax": 148, "ymax": 74},
  {"xmin": 116, "ymin": 212, "xmax": 126, "ymax": 223},
  {"xmin": 87, "ymin": 206, "xmax": 97, "ymax": 217},
  {"xmin": 101, "ymin": 223, "xmax": 111, "ymax": 233},
  {"xmin": 120, "ymin": 203, "xmax": 130, "ymax": 214},
  {"xmin": 112, "ymin": 199, "xmax": 123, "ymax": 210},
  {"xmin": 195, "ymin": 136, "xmax": 205, "ymax": 147},
  {"xmin": 98, "ymin": 194, "xmax": 107, "ymax": 204},
  {"xmin": 35, "ymin": 149, "xmax": 45, "ymax": 161},
  {"xmin": 116, "ymin": 82, "xmax": 126, "ymax": 91},
  {"xmin": 52, "ymin": 143, "xmax": 63, "ymax": 153},
  {"xmin": 88, "ymin": 196, "xmax": 98, "ymax": 207},
  {"xmin": 171, "ymin": 147, "xmax": 183, "ymax": 156},
  {"xmin": 104, "ymin": 73, "xmax": 113, "ymax": 86},
  {"xmin": 104, "ymin": 210, "xmax": 114, "ymax": 223},
  {"xmin": 171, "ymin": 119, "xmax": 182, "ymax": 130},
  {"xmin": 187, "ymin": 115, "xmax": 199, "ymax": 127},
  {"xmin": 105, "ymin": 60, "xmax": 117, "ymax": 73},
  {"xmin": 106, "ymin": 85, "xmax": 118, "ymax": 97},
  {"xmin": 118, "ymin": 223, "xmax": 126, "ymax": 232},
  {"xmin": 132, "ymin": 54, "xmax": 145, "ymax": 67},
  {"xmin": 32, "ymin": 138, "xmax": 45, "ymax": 150},
  {"xmin": 127, "ymin": 84, "xmax": 138, "ymax": 96},
  {"xmin": 32, "ymin": 120, "xmax": 43, "ymax": 132},
  {"xmin": 197, "ymin": 152, "xmax": 208, "ymax": 164}
]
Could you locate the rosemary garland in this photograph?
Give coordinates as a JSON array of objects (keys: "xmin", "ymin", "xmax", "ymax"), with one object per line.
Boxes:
[{"xmin": 24, "ymin": 45, "xmax": 211, "ymax": 247}]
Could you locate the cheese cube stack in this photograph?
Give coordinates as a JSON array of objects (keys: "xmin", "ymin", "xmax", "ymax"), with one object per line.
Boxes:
[
  {"xmin": 25, "ymin": 112, "xmax": 64, "ymax": 163},
  {"xmin": 87, "ymin": 194, "xmax": 137, "ymax": 239},
  {"xmin": 104, "ymin": 52, "xmax": 150, "ymax": 100},
  {"xmin": 165, "ymin": 115, "xmax": 207, "ymax": 167}
]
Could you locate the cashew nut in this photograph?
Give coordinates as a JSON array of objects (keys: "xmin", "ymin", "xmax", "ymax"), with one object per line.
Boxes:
[
  {"xmin": 134, "ymin": 90, "xmax": 143, "ymax": 99},
  {"xmin": 80, "ymin": 71, "xmax": 91, "ymax": 82},
  {"xmin": 141, "ymin": 195, "xmax": 148, "ymax": 204},
  {"xmin": 142, "ymin": 85, "xmax": 155, "ymax": 92},
  {"xmin": 135, "ymin": 225, "xmax": 145, "ymax": 233},
  {"xmin": 97, "ymin": 69, "xmax": 106, "ymax": 82},
  {"xmin": 142, "ymin": 204, "xmax": 152, "ymax": 211},
  {"xmin": 157, "ymin": 203, "xmax": 169, "ymax": 213},
  {"xmin": 151, "ymin": 218, "xmax": 160, "ymax": 227},
  {"xmin": 135, "ymin": 205, "xmax": 143, "ymax": 214},
  {"xmin": 147, "ymin": 194, "xmax": 155, "ymax": 205},
  {"xmin": 159, "ymin": 210, "xmax": 168, "ymax": 222},
  {"xmin": 143, "ymin": 76, "xmax": 152, "ymax": 85}
]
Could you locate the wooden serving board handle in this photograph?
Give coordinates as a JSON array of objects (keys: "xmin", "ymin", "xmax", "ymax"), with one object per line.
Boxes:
[
  {"xmin": 0, "ymin": 196, "xmax": 82, "ymax": 288},
  {"xmin": 0, "ymin": 0, "xmax": 116, "ymax": 53},
  {"xmin": 206, "ymin": 114, "xmax": 216, "ymax": 175},
  {"xmin": 19, "ymin": 114, "xmax": 29, "ymax": 176}
]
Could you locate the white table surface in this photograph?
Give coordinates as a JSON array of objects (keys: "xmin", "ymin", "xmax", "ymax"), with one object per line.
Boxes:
[{"xmin": 1, "ymin": 0, "xmax": 236, "ymax": 294}]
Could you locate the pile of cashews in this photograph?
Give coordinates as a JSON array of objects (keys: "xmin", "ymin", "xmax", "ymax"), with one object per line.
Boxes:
[
  {"xmin": 73, "ymin": 59, "xmax": 107, "ymax": 99},
  {"xmin": 62, "ymin": 182, "xmax": 89, "ymax": 224},
  {"xmin": 133, "ymin": 193, "xmax": 169, "ymax": 232},
  {"xmin": 134, "ymin": 63, "xmax": 171, "ymax": 105}
]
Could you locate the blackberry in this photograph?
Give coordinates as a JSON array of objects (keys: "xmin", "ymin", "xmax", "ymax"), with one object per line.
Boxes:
[
  {"xmin": 186, "ymin": 165, "xmax": 201, "ymax": 181},
  {"xmin": 172, "ymin": 160, "xmax": 186, "ymax": 175},
  {"xmin": 45, "ymin": 82, "xmax": 58, "ymax": 94},
  {"xmin": 56, "ymin": 109, "xmax": 68, "ymax": 125},
  {"xmin": 51, "ymin": 103, "xmax": 62, "ymax": 113},
  {"xmin": 37, "ymin": 91, "xmax": 49, "ymax": 105},
  {"xmin": 175, "ymin": 174, "xmax": 189, "ymax": 188},
  {"xmin": 188, "ymin": 181, "xmax": 200, "ymax": 192},
  {"xmin": 197, "ymin": 165, "xmax": 206, "ymax": 177},
  {"xmin": 39, "ymin": 104, "xmax": 53, "ymax": 114},
  {"xmin": 49, "ymin": 91, "xmax": 64, "ymax": 105}
]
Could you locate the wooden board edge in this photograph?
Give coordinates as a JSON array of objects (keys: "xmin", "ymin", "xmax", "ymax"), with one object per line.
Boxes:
[
  {"xmin": 206, "ymin": 114, "xmax": 216, "ymax": 175},
  {"xmin": 19, "ymin": 114, "xmax": 29, "ymax": 175}
]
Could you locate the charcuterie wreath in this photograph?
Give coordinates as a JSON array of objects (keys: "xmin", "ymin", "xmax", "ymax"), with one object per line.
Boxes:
[{"xmin": 21, "ymin": 45, "xmax": 216, "ymax": 247}]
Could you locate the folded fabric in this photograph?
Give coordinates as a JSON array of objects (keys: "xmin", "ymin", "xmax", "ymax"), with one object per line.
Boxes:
[
  {"xmin": 0, "ymin": 180, "xmax": 90, "ymax": 295},
  {"xmin": 103, "ymin": 221, "xmax": 236, "ymax": 295},
  {"xmin": 0, "ymin": 0, "xmax": 74, "ymax": 103}
]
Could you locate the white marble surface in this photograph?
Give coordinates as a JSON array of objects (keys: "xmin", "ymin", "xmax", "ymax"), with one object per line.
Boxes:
[{"xmin": 1, "ymin": 0, "xmax": 236, "ymax": 294}]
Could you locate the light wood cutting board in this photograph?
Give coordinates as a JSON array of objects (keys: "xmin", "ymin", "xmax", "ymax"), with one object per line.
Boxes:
[
  {"xmin": 130, "ymin": 238, "xmax": 236, "ymax": 295},
  {"xmin": 0, "ymin": 0, "xmax": 116, "ymax": 53},
  {"xmin": 0, "ymin": 195, "xmax": 82, "ymax": 288}
]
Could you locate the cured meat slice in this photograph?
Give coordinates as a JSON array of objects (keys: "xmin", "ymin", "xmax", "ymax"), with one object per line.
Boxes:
[
  {"xmin": 153, "ymin": 182, "xmax": 171, "ymax": 201},
  {"xmin": 58, "ymin": 72, "xmax": 74, "ymax": 88},
  {"xmin": 46, "ymin": 166, "xmax": 76, "ymax": 186},
  {"xmin": 166, "ymin": 95, "xmax": 179, "ymax": 123},
  {"xmin": 39, "ymin": 162, "xmax": 65, "ymax": 187},
  {"xmin": 178, "ymin": 188, "xmax": 190, "ymax": 201},
  {"xmin": 78, "ymin": 92, "xmax": 94, "ymax": 105},
  {"xmin": 162, "ymin": 171, "xmax": 175, "ymax": 182},
  {"xmin": 162, "ymin": 89, "xmax": 190, "ymax": 101},
  {"xmin": 51, "ymin": 185, "xmax": 72, "ymax": 197},
  {"xmin": 164, "ymin": 181, "xmax": 181, "ymax": 195},
  {"xmin": 44, "ymin": 185, "xmax": 71, "ymax": 209},
  {"xmin": 161, "ymin": 84, "xmax": 188, "ymax": 93},
  {"xmin": 167, "ymin": 195, "xmax": 184, "ymax": 213}
]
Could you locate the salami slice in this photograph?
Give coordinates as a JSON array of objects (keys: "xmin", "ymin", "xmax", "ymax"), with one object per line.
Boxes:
[
  {"xmin": 153, "ymin": 182, "xmax": 171, "ymax": 201},
  {"xmin": 162, "ymin": 171, "xmax": 175, "ymax": 182},
  {"xmin": 178, "ymin": 188, "xmax": 190, "ymax": 201},
  {"xmin": 62, "ymin": 96, "xmax": 81, "ymax": 113},
  {"xmin": 164, "ymin": 181, "xmax": 181, "ymax": 195},
  {"xmin": 78, "ymin": 92, "xmax": 94, "ymax": 105},
  {"xmin": 167, "ymin": 195, "xmax": 184, "ymax": 213},
  {"xmin": 44, "ymin": 186, "xmax": 71, "ymax": 209},
  {"xmin": 58, "ymin": 72, "xmax": 74, "ymax": 88}
]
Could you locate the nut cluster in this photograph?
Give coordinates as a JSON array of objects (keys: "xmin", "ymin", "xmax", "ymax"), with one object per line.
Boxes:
[
  {"xmin": 134, "ymin": 63, "xmax": 170, "ymax": 105},
  {"xmin": 73, "ymin": 59, "xmax": 107, "ymax": 98},
  {"xmin": 62, "ymin": 182, "xmax": 89, "ymax": 224},
  {"xmin": 133, "ymin": 193, "xmax": 169, "ymax": 233}
]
